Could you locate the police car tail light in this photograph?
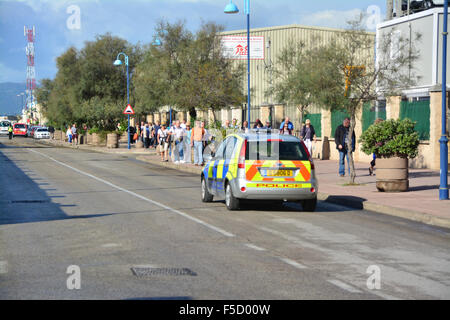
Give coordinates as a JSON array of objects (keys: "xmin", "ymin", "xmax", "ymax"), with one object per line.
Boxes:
[
  {"xmin": 241, "ymin": 187, "xmax": 246, "ymax": 192},
  {"xmin": 310, "ymin": 157, "xmax": 315, "ymax": 170},
  {"xmin": 238, "ymin": 140, "xmax": 247, "ymax": 169},
  {"xmin": 311, "ymin": 187, "xmax": 315, "ymax": 193}
]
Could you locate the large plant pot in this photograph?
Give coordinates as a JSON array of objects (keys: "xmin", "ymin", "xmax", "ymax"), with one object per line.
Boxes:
[
  {"xmin": 91, "ymin": 133, "xmax": 105, "ymax": 146},
  {"xmin": 119, "ymin": 133, "xmax": 128, "ymax": 143},
  {"xmin": 106, "ymin": 133, "xmax": 119, "ymax": 148},
  {"xmin": 376, "ymin": 157, "xmax": 409, "ymax": 192},
  {"xmin": 86, "ymin": 133, "xmax": 92, "ymax": 145},
  {"xmin": 54, "ymin": 130, "xmax": 61, "ymax": 140}
]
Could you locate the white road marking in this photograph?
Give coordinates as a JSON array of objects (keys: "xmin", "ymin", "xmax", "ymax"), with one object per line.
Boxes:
[
  {"xmin": 101, "ymin": 243, "xmax": 122, "ymax": 248},
  {"xmin": 28, "ymin": 149, "xmax": 235, "ymax": 238},
  {"xmin": 244, "ymin": 243, "xmax": 266, "ymax": 251},
  {"xmin": 328, "ymin": 279, "xmax": 363, "ymax": 294},
  {"xmin": 278, "ymin": 257, "xmax": 308, "ymax": 270},
  {"xmin": 0, "ymin": 261, "xmax": 8, "ymax": 274}
]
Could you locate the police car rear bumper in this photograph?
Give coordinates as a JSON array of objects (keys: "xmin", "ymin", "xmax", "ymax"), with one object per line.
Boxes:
[{"xmin": 231, "ymin": 178, "xmax": 318, "ymax": 201}]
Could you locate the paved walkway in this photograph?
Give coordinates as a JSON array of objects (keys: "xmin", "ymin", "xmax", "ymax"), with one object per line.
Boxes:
[{"xmin": 40, "ymin": 138, "xmax": 450, "ymax": 229}]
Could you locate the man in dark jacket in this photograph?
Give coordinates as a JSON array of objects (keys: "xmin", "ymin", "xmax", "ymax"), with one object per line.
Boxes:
[{"xmin": 334, "ymin": 117, "xmax": 355, "ymax": 177}]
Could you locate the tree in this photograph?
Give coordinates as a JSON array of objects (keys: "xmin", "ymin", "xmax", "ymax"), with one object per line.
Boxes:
[
  {"xmin": 38, "ymin": 34, "xmax": 142, "ymax": 130},
  {"xmin": 313, "ymin": 14, "xmax": 421, "ymax": 183},
  {"xmin": 133, "ymin": 20, "xmax": 245, "ymax": 121}
]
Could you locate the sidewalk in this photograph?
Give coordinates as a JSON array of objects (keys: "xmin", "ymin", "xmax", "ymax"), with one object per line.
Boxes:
[{"xmin": 40, "ymin": 138, "xmax": 450, "ymax": 229}]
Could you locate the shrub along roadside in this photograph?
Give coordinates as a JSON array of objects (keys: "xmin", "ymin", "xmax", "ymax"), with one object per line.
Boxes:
[{"xmin": 359, "ymin": 118, "xmax": 420, "ymax": 159}]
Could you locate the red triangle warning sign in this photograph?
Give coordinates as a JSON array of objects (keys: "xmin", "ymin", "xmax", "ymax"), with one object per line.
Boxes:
[{"xmin": 123, "ymin": 104, "xmax": 135, "ymax": 115}]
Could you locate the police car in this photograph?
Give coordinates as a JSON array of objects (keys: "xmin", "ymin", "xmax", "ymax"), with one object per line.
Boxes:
[{"xmin": 201, "ymin": 130, "xmax": 318, "ymax": 211}]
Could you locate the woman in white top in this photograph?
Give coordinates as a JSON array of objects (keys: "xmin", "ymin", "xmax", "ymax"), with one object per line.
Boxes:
[
  {"xmin": 66, "ymin": 127, "xmax": 73, "ymax": 143},
  {"xmin": 157, "ymin": 124, "xmax": 170, "ymax": 162}
]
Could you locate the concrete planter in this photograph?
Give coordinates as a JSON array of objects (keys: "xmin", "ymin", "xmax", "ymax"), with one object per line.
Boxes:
[
  {"xmin": 135, "ymin": 140, "xmax": 144, "ymax": 149},
  {"xmin": 54, "ymin": 130, "xmax": 61, "ymax": 140},
  {"xmin": 119, "ymin": 133, "xmax": 128, "ymax": 143},
  {"xmin": 376, "ymin": 157, "xmax": 409, "ymax": 192},
  {"xmin": 86, "ymin": 133, "xmax": 92, "ymax": 145},
  {"xmin": 91, "ymin": 133, "xmax": 105, "ymax": 146},
  {"xmin": 106, "ymin": 133, "xmax": 119, "ymax": 148}
]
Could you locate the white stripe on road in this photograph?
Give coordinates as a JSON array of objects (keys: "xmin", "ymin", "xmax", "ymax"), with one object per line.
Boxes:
[
  {"xmin": 0, "ymin": 261, "xmax": 8, "ymax": 274},
  {"xmin": 28, "ymin": 149, "xmax": 235, "ymax": 238},
  {"xmin": 278, "ymin": 257, "xmax": 308, "ymax": 270},
  {"xmin": 244, "ymin": 243, "xmax": 267, "ymax": 251},
  {"xmin": 327, "ymin": 279, "xmax": 363, "ymax": 294}
]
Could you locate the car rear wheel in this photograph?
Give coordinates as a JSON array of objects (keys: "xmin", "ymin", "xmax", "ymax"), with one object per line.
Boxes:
[
  {"xmin": 201, "ymin": 177, "xmax": 213, "ymax": 203},
  {"xmin": 302, "ymin": 197, "xmax": 317, "ymax": 212},
  {"xmin": 225, "ymin": 183, "xmax": 240, "ymax": 211}
]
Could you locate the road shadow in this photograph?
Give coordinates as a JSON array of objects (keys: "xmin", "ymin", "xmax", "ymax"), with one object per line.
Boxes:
[{"xmin": 0, "ymin": 147, "xmax": 108, "ymax": 225}]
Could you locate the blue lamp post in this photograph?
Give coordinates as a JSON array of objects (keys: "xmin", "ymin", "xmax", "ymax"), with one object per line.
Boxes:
[
  {"xmin": 440, "ymin": 0, "xmax": 449, "ymax": 200},
  {"xmin": 114, "ymin": 52, "xmax": 131, "ymax": 150},
  {"xmin": 225, "ymin": 0, "xmax": 251, "ymax": 130}
]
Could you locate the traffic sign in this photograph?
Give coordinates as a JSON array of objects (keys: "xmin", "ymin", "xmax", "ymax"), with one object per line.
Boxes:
[{"xmin": 123, "ymin": 104, "xmax": 135, "ymax": 115}]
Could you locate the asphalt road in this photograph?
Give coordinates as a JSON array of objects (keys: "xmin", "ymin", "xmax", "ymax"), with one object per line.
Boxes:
[{"xmin": 1, "ymin": 137, "xmax": 449, "ymax": 300}]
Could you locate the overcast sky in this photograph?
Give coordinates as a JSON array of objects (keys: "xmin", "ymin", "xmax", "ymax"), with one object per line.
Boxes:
[{"xmin": 0, "ymin": 0, "xmax": 386, "ymax": 83}]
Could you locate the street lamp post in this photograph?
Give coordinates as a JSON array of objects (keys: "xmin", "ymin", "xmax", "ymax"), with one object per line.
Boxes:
[
  {"xmin": 225, "ymin": 0, "xmax": 251, "ymax": 129},
  {"xmin": 114, "ymin": 52, "xmax": 130, "ymax": 150},
  {"xmin": 440, "ymin": 0, "xmax": 449, "ymax": 200}
]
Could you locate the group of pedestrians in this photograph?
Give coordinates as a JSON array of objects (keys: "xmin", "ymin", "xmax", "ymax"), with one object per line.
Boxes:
[
  {"xmin": 66, "ymin": 124, "xmax": 78, "ymax": 145},
  {"xmin": 135, "ymin": 119, "xmax": 209, "ymax": 166}
]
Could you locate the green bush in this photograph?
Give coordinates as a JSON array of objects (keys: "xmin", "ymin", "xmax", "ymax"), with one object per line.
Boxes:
[
  {"xmin": 359, "ymin": 118, "xmax": 420, "ymax": 159},
  {"xmin": 88, "ymin": 127, "xmax": 100, "ymax": 134}
]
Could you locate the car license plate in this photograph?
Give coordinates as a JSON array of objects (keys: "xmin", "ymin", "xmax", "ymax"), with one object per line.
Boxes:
[{"xmin": 263, "ymin": 169, "xmax": 293, "ymax": 177}]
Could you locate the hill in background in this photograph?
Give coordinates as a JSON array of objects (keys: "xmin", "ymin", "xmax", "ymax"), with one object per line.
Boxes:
[{"xmin": 0, "ymin": 82, "xmax": 27, "ymax": 116}]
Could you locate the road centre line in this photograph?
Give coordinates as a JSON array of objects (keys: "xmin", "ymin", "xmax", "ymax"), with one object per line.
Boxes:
[
  {"xmin": 327, "ymin": 279, "xmax": 363, "ymax": 294},
  {"xmin": 244, "ymin": 243, "xmax": 267, "ymax": 251},
  {"xmin": 28, "ymin": 148, "xmax": 235, "ymax": 238},
  {"xmin": 278, "ymin": 257, "xmax": 308, "ymax": 270}
]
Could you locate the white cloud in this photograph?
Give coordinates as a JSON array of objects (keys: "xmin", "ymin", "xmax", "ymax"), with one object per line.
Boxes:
[{"xmin": 298, "ymin": 9, "xmax": 364, "ymax": 30}]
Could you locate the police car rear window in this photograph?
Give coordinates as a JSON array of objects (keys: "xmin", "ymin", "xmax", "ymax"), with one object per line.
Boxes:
[
  {"xmin": 245, "ymin": 141, "xmax": 309, "ymax": 161},
  {"xmin": 15, "ymin": 124, "xmax": 26, "ymax": 129}
]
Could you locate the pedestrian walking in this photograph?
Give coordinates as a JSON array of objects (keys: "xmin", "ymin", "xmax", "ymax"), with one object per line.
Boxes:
[
  {"xmin": 241, "ymin": 121, "xmax": 249, "ymax": 133},
  {"xmin": 334, "ymin": 117, "xmax": 356, "ymax": 177},
  {"xmin": 48, "ymin": 125, "xmax": 55, "ymax": 139},
  {"xmin": 369, "ymin": 118, "xmax": 384, "ymax": 176},
  {"xmin": 157, "ymin": 124, "xmax": 170, "ymax": 162},
  {"xmin": 279, "ymin": 117, "xmax": 294, "ymax": 131},
  {"xmin": 300, "ymin": 119, "xmax": 317, "ymax": 156},
  {"xmin": 262, "ymin": 121, "xmax": 272, "ymax": 129},
  {"xmin": 191, "ymin": 120, "xmax": 205, "ymax": 166},
  {"xmin": 66, "ymin": 127, "xmax": 73, "ymax": 143},
  {"xmin": 152, "ymin": 121, "xmax": 161, "ymax": 149},
  {"xmin": 169, "ymin": 120, "xmax": 185, "ymax": 164},
  {"xmin": 71, "ymin": 124, "xmax": 78, "ymax": 145},
  {"xmin": 280, "ymin": 122, "xmax": 293, "ymax": 135},
  {"xmin": 183, "ymin": 123, "xmax": 192, "ymax": 164},
  {"xmin": 253, "ymin": 119, "xmax": 263, "ymax": 129},
  {"xmin": 144, "ymin": 123, "xmax": 151, "ymax": 148},
  {"xmin": 8, "ymin": 125, "xmax": 13, "ymax": 140}
]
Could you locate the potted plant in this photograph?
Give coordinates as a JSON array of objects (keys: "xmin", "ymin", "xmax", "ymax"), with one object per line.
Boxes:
[{"xmin": 360, "ymin": 118, "xmax": 420, "ymax": 192}]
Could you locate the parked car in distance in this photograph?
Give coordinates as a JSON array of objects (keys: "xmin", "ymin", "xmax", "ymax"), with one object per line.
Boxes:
[
  {"xmin": 27, "ymin": 125, "xmax": 40, "ymax": 138},
  {"xmin": 0, "ymin": 120, "xmax": 12, "ymax": 136},
  {"xmin": 33, "ymin": 127, "xmax": 50, "ymax": 139},
  {"xmin": 13, "ymin": 123, "xmax": 28, "ymax": 137}
]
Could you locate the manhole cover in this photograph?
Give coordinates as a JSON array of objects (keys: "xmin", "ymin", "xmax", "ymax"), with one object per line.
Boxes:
[{"xmin": 131, "ymin": 267, "xmax": 197, "ymax": 277}]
